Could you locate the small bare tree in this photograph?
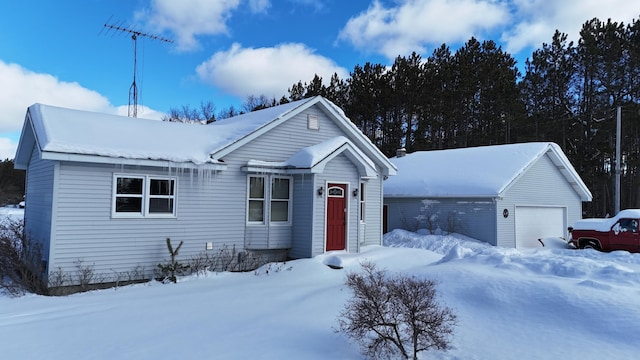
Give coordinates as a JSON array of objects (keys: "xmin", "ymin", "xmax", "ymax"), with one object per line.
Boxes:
[
  {"xmin": 337, "ymin": 262, "xmax": 457, "ymax": 360},
  {"xmin": 156, "ymin": 238, "xmax": 190, "ymax": 283}
]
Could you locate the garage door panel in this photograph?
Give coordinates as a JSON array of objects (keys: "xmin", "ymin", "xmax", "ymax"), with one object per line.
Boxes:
[{"xmin": 515, "ymin": 206, "xmax": 565, "ymax": 248}]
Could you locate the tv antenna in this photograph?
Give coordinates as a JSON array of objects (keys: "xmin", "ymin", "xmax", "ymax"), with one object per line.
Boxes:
[{"xmin": 101, "ymin": 19, "xmax": 173, "ymax": 117}]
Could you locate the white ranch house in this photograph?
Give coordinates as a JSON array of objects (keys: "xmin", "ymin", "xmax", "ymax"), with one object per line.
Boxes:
[
  {"xmin": 383, "ymin": 143, "xmax": 592, "ymax": 248},
  {"xmin": 15, "ymin": 96, "xmax": 396, "ymax": 287}
]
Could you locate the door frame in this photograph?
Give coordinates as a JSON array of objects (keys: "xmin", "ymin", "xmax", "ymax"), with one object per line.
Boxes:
[{"xmin": 324, "ymin": 181, "xmax": 350, "ymax": 252}]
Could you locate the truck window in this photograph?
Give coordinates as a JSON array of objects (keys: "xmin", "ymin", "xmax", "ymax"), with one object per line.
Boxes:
[{"xmin": 616, "ymin": 219, "xmax": 638, "ymax": 233}]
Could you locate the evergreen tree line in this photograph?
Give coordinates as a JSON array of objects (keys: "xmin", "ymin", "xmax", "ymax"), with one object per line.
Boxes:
[
  {"xmin": 278, "ymin": 16, "xmax": 640, "ymax": 218},
  {"xmin": 165, "ymin": 16, "xmax": 638, "ymax": 217},
  {"xmin": 0, "ymin": 159, "xmax": 25, "ymax": 206}
]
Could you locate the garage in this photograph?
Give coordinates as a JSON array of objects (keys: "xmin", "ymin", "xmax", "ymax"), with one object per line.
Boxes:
[
  {"xmin": 384, "ymin": 142, "xmax": 592, "ymax": 248},
  {"xmin": 515, "ymin": 206, "xmax": 566, "ymax": 248}
]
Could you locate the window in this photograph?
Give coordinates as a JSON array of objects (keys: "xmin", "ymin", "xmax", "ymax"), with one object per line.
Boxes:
[
  {"xmin": 359, "ymin": 182, "xmax": 366, "ymax": 223},
  {"xmin": 149, "ymin": 178, "xmax": 175, "ymax": 214},
  {"xmin": 271, "ymin": 177, "xmax": 290, "ymax": 222},
  {"xmin": 617, "ymin": 219, "xmax": 638, "ymax": 233},
  {"xmin": 328, "ymin": 186, "xmax": 344, "ymax": 197},
  {"xmin": 247, "ymin": 175, "xmax": 292, "ymax": 224},
  {"xmin": 113, "ymin": 175, "xmax": 176, "ymax": 217},
  {"xmin": 248, "ymin": 176, "xmax": 265, "ymax": 222},
  {"xmin": 115, "ymin": 176, "xmax": 144, "ymax": 214}
]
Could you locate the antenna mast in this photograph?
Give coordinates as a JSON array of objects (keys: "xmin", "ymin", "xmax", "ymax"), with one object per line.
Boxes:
[{"xmin": 102, "ymin": 21, "xmax": 173, "ymax": 117}]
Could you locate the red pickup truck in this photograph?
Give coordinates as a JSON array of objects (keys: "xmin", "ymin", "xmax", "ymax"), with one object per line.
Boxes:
[{"xmin": 568, "ymin": 209, "xmax": 640, "ymax": 252}]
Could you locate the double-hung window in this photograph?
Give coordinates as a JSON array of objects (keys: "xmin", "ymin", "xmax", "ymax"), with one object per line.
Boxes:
[
  {"xmin": 271, "ymin": 177, "xmax": 291, "ymax": 222},
  {"xmin": 248, "ymin": 176, "xmax": 266, "ymax": 223},
  {"xmin": 247, "ymin": 175, "xmax": 291, "ymax": 224},
  {"xmin": 148, "ymin": 178, "xmax": 175, "ymax": 214},
  {"xmin": 113, "ymin": 175, "xmax": 176, "ymax": 217}
]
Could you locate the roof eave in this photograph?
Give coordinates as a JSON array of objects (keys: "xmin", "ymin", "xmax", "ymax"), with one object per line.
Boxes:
[
  {"xmin": 40, "ymin": 151, "xmax": 227, "ymax": 170},
  {"xmin": 14, "ymin": 108, "xmax": 38, "ymax": 169},
  {"xmin": 384, "ymin": 194, "xmax": 500, "ymax": 200}
]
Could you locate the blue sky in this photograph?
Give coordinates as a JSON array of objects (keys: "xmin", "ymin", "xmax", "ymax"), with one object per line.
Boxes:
[{"xmin": 1, "ymin": 0, "xmax": 639, "ymax": 159}]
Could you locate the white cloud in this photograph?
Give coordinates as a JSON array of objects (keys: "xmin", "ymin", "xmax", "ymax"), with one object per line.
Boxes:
[
  {"xmin": 0, "ymin": 60, "xmax": 165, "ymax": 160},
  {"xmin": 248, "ymin": 0, "xmax": 271, "ymax": 13},
  {"xmin": 0, "ymin": 138, "xmax": 18, "ymax": 161},
  {"xmin": 0, "ymin": 61, "xmax": 113, "ymax": 134},
  {"xmin": 501, "ymin": 0, "xmax": 640, "ymax": 54},
  {"xmin": 137, "ymin": 0, "xmax": 242, "ymax": 52},
  {"xmin": 195, "ymin": 43, "xmax": 349, "ymax": 99},
  {"xmin": 338, "ymin": 0, "xmax": 640, "ymax": 60},
  {"xmin": 338, "ymin": 0, "xmax": 510, "ymax": 59}
]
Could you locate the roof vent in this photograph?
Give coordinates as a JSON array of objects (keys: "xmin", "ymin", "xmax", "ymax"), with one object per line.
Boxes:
[
  {"xmin": 307, "ymin": 114, "xmax": 319, "ymax": 130},
  {"xmin": 396, "ymin": 148, "xmax": 407, "ymax": 158}
]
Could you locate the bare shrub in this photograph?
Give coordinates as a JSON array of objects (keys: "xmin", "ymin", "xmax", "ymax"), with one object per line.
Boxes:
[
  {"xmin": 337, "ymin": 262, "xmax": 457, "ymax": 360},
  {"xmin": 188, "ymin": 245, "xmax": 270, "ymax": 274},
  {"xmin": 400, "ymin": 212, "xmax": 419, "ymax": 232},
  {"xmin": 74, "ymin": 259, "xmax": 102, "ymax": 291},
  {"xmin": 446, "ymin": 210, "xmax": 464, "ymax": 234},
  {"xmin": 48, "ymin": 267, "xmax": 71, "ymax": 288},
  {"xmin": 0, "ymin": 217, "xmax": 47, "ymax": 295},
  {"xmin": 111, "ymin": 265, "xmax": 147, "ymax": 287},
  {"xmin": 188, "ymin": 251, "xmax": 215, "ymax": 274}
]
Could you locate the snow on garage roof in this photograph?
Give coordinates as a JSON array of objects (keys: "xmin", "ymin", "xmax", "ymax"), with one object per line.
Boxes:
[{"xmin": 384, "ymin": 142, "xmax": 592, "ymax": 201}]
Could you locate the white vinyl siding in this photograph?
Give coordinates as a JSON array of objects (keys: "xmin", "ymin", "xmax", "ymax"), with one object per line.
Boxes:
[
  {"xmin": 497, "ymin": 153, "xmax": 581, "ymax": 247},
  {"xmin": 35, "ymin": 103, "xmax": 390, "ymax": 285}
]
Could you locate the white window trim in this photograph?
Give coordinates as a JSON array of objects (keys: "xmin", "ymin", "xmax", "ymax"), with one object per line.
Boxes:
[
  {"xmin": 246, "ymin": 175, "xmax": 293, "ymax": 226},
  {"xmin": 112, "ymin": 174, "xmax": 177, "ymax": 218},
  {"xmin": 247, "ymin": 175, "xmax": 267, "ymax": 225}
]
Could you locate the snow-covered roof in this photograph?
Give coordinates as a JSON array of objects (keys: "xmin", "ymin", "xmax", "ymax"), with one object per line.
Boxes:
[
  {"xmin": 15, "ymin": 96, "xmax": 396, "ymax": 175},
  {"xmin": 15, "ymin": 98, "xmax": 310, "ymax": 168},
  {"xmin": 384, "ymin": 142, "xmax": 592, "ymax": 201}
]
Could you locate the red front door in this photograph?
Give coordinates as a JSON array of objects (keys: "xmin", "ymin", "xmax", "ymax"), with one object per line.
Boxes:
[{"xmin": 326, "ymin": 184, "xmax": 346, "ymax": 251}]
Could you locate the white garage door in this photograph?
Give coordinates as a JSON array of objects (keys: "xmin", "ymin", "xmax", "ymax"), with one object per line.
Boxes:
[{"xmin": 515, "ymin": 206, "xmax": 566, "ymax": 248}]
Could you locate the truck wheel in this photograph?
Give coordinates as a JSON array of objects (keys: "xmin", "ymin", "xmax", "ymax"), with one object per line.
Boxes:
[{"xmin": 582, "ymin": 241, "xmax": 600, "ymax": 251}]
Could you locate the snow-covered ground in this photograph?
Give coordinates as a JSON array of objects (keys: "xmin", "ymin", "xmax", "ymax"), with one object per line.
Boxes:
[
  {"xmin": 0, "ymin": 205, "xmax": 25, "ymax": 219},
  {"xmin": 2, "ymin": 211, "xmax": 640, "ymax": 359}
]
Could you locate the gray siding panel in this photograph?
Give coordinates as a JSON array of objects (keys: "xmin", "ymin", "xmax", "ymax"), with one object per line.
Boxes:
[
  {"xmin": 24, "ymin": 145, "xmax": 55, "ymax": 273},
  {"xmin": 290, "ymin": 174, "xmax": 314, "ymax": 258},
  {"xmin": 52, "ymin": 161, "xmax": 243, "ymax": 281},
  {"xmin": 362, "ymin": 174, "xmax": 383, "ymax": 246},
  {"xmin": 384, "ymin": 197, "xmax": 497, "ymax": 243},
  {"xmin": 41, "ymin": 104, "xmax": 388, "ymax": 284},
  {"xmin": 226, "ymin": 107, "xmax": 348, "ymax": 253}
]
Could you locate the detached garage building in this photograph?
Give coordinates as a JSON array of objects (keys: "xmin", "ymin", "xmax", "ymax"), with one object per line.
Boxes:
[{"xmin": 383, "ymin": 142, "xmax": 592, "ymax": 248}]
